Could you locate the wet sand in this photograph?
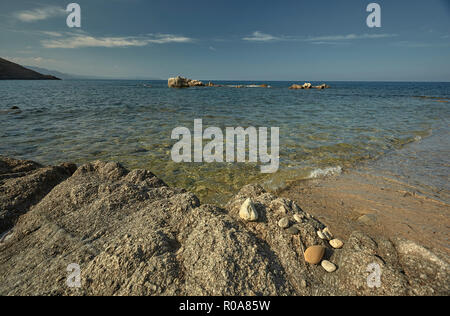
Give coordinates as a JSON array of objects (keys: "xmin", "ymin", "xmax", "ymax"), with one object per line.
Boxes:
[{"xmin": 278, "ymin": 170, "xmax": 450, "ymax": 255}]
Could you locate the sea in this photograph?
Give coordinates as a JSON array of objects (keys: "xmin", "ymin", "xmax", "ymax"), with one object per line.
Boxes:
[{"xmin": 1, "ymin": 80, "xmax": 449, "ymax": 204}]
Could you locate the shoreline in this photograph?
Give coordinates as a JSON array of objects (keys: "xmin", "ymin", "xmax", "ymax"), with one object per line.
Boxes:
[
  {"xmin": 277, "ymin": 169, "xmax": 450, "ymax": 255},
  {"xmin": 0, "ymin": 155, "xmax": 449, "ymax": 295}
]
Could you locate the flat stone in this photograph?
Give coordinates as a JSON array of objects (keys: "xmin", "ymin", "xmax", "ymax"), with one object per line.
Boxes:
[
  {"xmin": 321, "ymin": 260, "xmax": 337, "ymax": 273},
  {"xmin": 239, "ymin": 198, "xmax": 258, "ymax": 222},
  {"xmin": 330, "ymin": 239, "xmax": 344, "ymax": 249},
  {"xmin": 286, "ymin": 226, "xmax": 299, "ymax": 235},
  {"xmin": 304, "ymin": 246, "xmax": 326, "ymax": 265}
]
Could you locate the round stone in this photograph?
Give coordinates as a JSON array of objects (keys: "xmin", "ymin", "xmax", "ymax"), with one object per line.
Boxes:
[
  {"xmin": 278, "ymin": 217, "xmax": 290, "ymax": 229},
  {"xmin": 321, "ymin": 260, "xmax": 337, "ymax": 273},
  {"xmin": 330, "ymin": 239, "xmax": 344, "ymax": 249},
  {"xmin": 304, "ymin": 246, "xmax": 326, "ymax": 265}
]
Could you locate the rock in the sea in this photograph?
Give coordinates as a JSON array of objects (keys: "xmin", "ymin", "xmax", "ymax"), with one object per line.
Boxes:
[
  {"xmin": 304, "ymin": 246, "xmax": 326, "ymax": 265},
  {"xmin": 239, "ymin": 198, "xmax": 259, "ymax": 222},
  {"xmin": 278, "ymin": 217, "xmax": 290, "ymax": 229},
  {"xmin": 168, "ymin": 76, "xmax": 204, "ymax": 88},
  {"xmin": 314, "ymin": 84, "xmax": 330, "ymax": 89},
  {"xmin": 321, "ymin": 260, "xmax": 337, "ymax": 273},
  {"xmin": 289, "ymin": 84, "xmax": 304, "ymax": 90},
  {"xmin": 330, "ymin": 239, "xmax": 344, "ymax": 249},
  {"xmin": 303, "ymin": 83, "xmax": 312, "ymax": 89}
]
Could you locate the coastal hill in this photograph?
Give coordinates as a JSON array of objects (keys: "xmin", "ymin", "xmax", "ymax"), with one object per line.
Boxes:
[{"xmin": 0, "ymin": 57, "xmax": 60, "ymax": 80}]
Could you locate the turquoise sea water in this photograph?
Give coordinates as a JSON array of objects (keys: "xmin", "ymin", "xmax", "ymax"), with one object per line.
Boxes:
[{"xmin": 0, "ymin": 80, "xmax": 449, "ymax": 204}]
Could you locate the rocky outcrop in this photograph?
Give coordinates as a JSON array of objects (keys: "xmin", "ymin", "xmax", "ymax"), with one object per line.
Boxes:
[
  {"xmin": 289, "ymin": 83, "xmax": 330, "ymax": 90},
  {"xmin": 0, "ymin": 158, "xmax": 448, "ymax": 296},
  {"xmin": 0, "ymin": 156, "xmax": 76, "ymax": 235},
  {"xmin": 168, "ymin": 76, "xmax": 205, "ymax": 88}
]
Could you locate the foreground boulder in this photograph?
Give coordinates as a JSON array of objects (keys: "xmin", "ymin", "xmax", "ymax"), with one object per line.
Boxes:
[
  {"xmin": 0, "ymin": 159, "xmax": 448, "ymax": 296},
  {"xmin": 0, "ymin": 156, "xmax": 76, "ymax": 235}
]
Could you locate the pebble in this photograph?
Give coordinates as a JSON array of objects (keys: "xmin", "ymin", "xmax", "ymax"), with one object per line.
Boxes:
[
  {"xmin": 330, "ymin": 239, "xmax": 344, "ymax": 249},
  {"xmin": 239, "ymin": 198, "xmax": 258, "ymax": 222},
  {"xmin": 286, "ymin": 226, "xmax": 299, "ymax": 235},
  {"xmin": 278, "ymin": 217, "xmax": 290, "ymax": 229},
  {"xmin": 293, "ymin": 214, "xmax": 304, "ymax": 223},
  {"xmin": 323, "ymin": 227, "xmax": 333, "ymax": 239},
  {"xmin": 321, "ymin": 260, "xmax": 337, "ymax": 273},
  {"xmin": 317, "ymin": 231, "xmax": 326, "ymax": 240},
  {"xmin": 277, "ymin": 206, "xmax": 288, "ymax": 215},
  {"xmin": 304, "ymin": 246, "xmax": 326, "ymax": 265}
]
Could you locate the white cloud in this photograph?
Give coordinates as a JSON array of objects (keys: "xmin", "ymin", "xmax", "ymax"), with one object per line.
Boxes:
[
  {"xmin": 15, "ymin": 6, "xmax": 66, "ymax": 22},
  {"xmin": 41, "ymin": 31, "xmax": 64, "ymax": 37},
  {"xmin": 242, "ymin": 31, "xmax": 283, "ymax": 42},
  {"xmin": 242, "ymin": 31, "xmax": 397, "ymax": 43},
  {"xmin": 42, "ymin": 33, "xmax": 194, "ymax": 49},
  {"xmin": 304, "ymin": 33, "xmax": 397, "ymax": 42}
]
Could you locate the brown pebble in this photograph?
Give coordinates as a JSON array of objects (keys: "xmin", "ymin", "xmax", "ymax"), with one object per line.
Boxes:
[{"xmin": 304, "ymin": 245, "xmax": 326, "ymax": 265}]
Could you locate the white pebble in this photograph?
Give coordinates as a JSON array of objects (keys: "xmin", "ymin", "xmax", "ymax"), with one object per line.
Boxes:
[
  {"xmin": 278, "ymin": 217, "xmax": 290, "ymax": 229},
  {"xmin": 321, "ymin": 260, "xmax": 337, "ymax": 273},
  {"xmin": 330, "ymin": 239, "xmax": 344, "ymax": 249},
  {"xmin": 317, "ymin": 231, "xmax": 326, "ymax": 240},
  {"xmin": 239, "ymin": 198, "xmax": 258, "ymax": 222}
]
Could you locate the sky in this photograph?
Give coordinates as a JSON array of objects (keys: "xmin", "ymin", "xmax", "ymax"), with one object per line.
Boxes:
[{"xmin": 0, "ymin": 0, "xmax": 449, "ymax": 81}]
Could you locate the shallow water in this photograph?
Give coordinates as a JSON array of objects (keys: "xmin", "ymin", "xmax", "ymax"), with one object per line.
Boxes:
[{"xmin": 0, "ymin": 80, "xmax": 449, "ymax": 204}]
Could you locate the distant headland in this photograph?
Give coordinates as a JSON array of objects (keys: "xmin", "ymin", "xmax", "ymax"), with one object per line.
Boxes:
[{"xmin": 0, "ymin": 57, "xmax": 60, "ymax": 80}]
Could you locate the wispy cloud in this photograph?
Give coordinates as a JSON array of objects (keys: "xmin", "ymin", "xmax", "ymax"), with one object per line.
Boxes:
[
  {"xmin": 242, "ymin": 31, "xmax": 398, "ymax": 44},
  {"xmin": 15, "ymin": 6, "xmax": 66, "ymax": 22},
  {"xmin": 393, "ymin": 41, "xmax": 450, "ymax": 48},
  {"xmin": 41, "ymin": 31, "xmax": 64, "ymax": 37},
  {"xmin": 304, "ymin": 33, "xmax": 397, "ymax": 42},
  {"xmin": 42, "ymin": 33, "xmax": 194, "ymax": 49},
  {"xmin": 242, "ymin": 31, "xmax": 284, "ymax": 42}
]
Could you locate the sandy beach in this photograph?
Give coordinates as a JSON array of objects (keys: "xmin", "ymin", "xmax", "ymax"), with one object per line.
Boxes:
[{"xmin": 279, "ymin": 170, "xmax": 450, "ymax": 256}]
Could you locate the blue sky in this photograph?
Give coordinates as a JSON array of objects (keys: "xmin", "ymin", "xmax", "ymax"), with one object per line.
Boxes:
[{"xmin": 0, "ymin": 0, "xmax": 449, "ymax": 81}]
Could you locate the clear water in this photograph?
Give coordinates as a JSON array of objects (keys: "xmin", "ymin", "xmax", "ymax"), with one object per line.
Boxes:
[{"xmin": 0, "ymin": 80, "xmax": 449, "ymax": 204}]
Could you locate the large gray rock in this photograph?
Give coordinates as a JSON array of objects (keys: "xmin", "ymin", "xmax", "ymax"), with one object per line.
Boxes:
[
  {"xmin": 0, "ymin": 159, "xmax": 448, "ymax": 296},
  {"xmin": 0, "ymin": 156, "xmax": 76, "ymax": 235}
]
